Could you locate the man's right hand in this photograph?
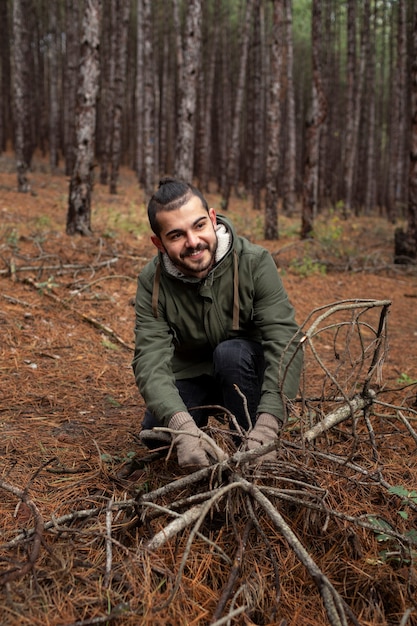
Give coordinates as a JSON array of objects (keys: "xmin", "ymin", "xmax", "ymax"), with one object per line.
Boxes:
[{"xmin": 169, "ymin": 412, "xmax": 228, "ymax": 469}]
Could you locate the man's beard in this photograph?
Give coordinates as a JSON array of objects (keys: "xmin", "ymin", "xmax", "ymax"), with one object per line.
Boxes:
[{"xmin": 168, "ymin": 240, "xmax": 218, "ymax": 277}]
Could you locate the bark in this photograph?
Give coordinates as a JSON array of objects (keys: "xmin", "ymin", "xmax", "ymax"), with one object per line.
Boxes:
[
  {"xmin": 222, "ymin": 0, "xmax": 254, "ymax": 209},
  {"xmin": 174, "ymin": 0, "xmax": 202, "ymax": 182},
  {"xmin": 300, "ymin": 0, "xmax": 327, "ymax": 239},
  {"xmin": 12, "ymin": 0, "xmax": 33, "ymax": 192},
  {"xmin": 142, "ymin": 0, "xmax": 155, "ymax": 199},
  {"xmin": 48, "ymin": 1, "xmax": 60, "ymax": 171},
  {"xmin": 394, "ymin": 1, "xmax": 417, "ymax": 263},
  {"xmin": 251, "ymin": 0, "xmax": 265, "ymax": 212},
  {"xmin": 99, "ymin": 0, "xmax": 116, "ymax": 185},
  {"xmin": 283, "ymin": 0, "xmax": 296, "ymax": 216},
  {"xmin": 135, "ymin": 0, "xmax": 144, "ymax": 182},
  {"xmin": 196, "ymin": 0, "xmax": 220, "ymax": 192},
  {"xmin": 67, "ymin": 0, "xmax": 102, "ymax": 236},
  {"xmin": 364, "ymin": 2, "xmax": 376, "ymax": 216},
  {"xmin": 64, "ymin": 0, "xmax": 81, "ymax": 176},
  {"xmin": 109, "ymin": 0, "xmax": 130, "ymax": 194},
  {"xmin": 343, "ymin": 0, "xmax": 356, "ymax": 216},
  {"xmin": 394, "ymin": 0, "xmax": 408, "ymax": 220},
  {"xmin": 264, "ymin": 0, "xmax": 284, "ymax": 240},
  {"xmin": 0, "ymin": 0, "xmax": 11, "ymax": 152}
]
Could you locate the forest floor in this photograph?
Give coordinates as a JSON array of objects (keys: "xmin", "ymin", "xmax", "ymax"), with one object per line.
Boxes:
[{"xmin": 1, "ymin": 154, "xmax": 417, "ymax": 626}]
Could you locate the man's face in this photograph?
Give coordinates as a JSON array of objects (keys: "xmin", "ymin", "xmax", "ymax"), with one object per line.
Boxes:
[{"xmin": 151, "ymin": 195, "xmax": 218, "ymax": 279}]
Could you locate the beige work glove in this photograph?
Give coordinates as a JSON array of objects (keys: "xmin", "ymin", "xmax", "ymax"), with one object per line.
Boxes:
[
  {"xmin": 247, "ymin": 413, "xmax": 281, "ymax": 462},
  {"xmin": 169, "ymin": 412, "xmax": 228, "ymax": 469}
]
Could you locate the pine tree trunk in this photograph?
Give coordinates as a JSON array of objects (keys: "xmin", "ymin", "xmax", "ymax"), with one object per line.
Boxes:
[
  {"xmin": 109, "ymin": 0, "xmax": 130, "ymax": 194},
  {"xmin": 64, "ymin": 0, "xmax": 80, "ymax": 176},
  {"xmin": 0, "ymin": 0, "xmax": 11, "ymax": 152},
  {"xmin": 174, "ymin": 0, "xmax": 202, "ymax": 182},
  {"xmin": 264, "ymin": 0, "xmax": 284, "ymax": 240},
  {"xmin": 135, "ymin": 0, "xmax": 144, "ymax": 183},
  {"xmin": 343, "ymin": 0, "xmax": 356, "ymax": 217},
  {"xmin": 251, "ymin": 0, "xmax": 265, "ymax": 212},
  {"xmin": 49, "ymin": 1, "xmax": 59, "ymax": 171},
  {"xmin": 222, "ymin": 0, "xmax": 253, "ymax": 209},
  {"xmin": 12, "ymin": 0, "xmax": 33, "ymax": 192},
  {"xmin": 67, "ymin": 0, "xmax": 102, "ymax": 236},
  {"xmin": 283, "ymin": 0, "xmax": 296, "ymax": 215},
  {"xmin": 301, "ymin": 0, "xmax": 327, "ymax": 239},
  {"xmin": 142, "ymin": 0, "xmax": 155, "ymax": 199},
  {"xmin": 394, "ymin": 1, "xmax": 417, "ymax": 263}
]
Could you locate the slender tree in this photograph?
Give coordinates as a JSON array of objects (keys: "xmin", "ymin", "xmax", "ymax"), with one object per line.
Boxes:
[
  {"xmin": 283, "ymin": 0, "xmax": 297, "ymax": 215},
  {"xmin": 48, "ymin": 1, "xmax": 60, "ymax": 171},
  {"xmin": 174, "ymin": 0, "xmax": 202, "ymax": 182},
  {"xmin": 222, "ymin": 0, "xmax": 254, "ymax": 209},
  {"xmin": 300, "ymin": 0, "xmax": 327, "ymax": 239},
  {"xmin": 0, "ymin": 0, "xmax": 11, "ymax": 153},
  {"xmin": 264, "ymin": 0, "xmax": 284, "ymax": 240},
  {"xmin": 67, "ymin": 0, "xmax": 102, "ymax": 236},
  {"xmin": 12, "ymin": 0, "xmax": 33, "ymax": 191},
  {"xmin": 394, "ymin": 1, "xmax": 417, "ymax": 263},
  {"xmin": 142, "ymin": 0, "xmax": 155, "ymax": 199},
  {"xmin": 64, "ymin": 0, "xmax": 81, "ymax": 176},
  {"xmin": 109, "ymin": 0, "xmax": 130, "ymax": 194}
]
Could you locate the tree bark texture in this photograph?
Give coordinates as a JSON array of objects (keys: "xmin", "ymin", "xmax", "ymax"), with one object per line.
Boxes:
[
  {"xmin": 283, "ymin": 0, "xmax": 296, "ymax": 216},
  {"xmin": 174, "ymin": 0, "xmax": 202, "ymax": 182},
  {"xmin": 394, "ymin": 1, "xmax": 417, "ymax": 263},
  {"xmin": 264, "ymin": 0, "xmax": 284, "ymax": 240},
  {"xmin": 64, "ymin": 0, "xmax": 81, "ymax": 176},
  {"xmin": 67, "ymin": 0, "xmax": 102, "ymax": 236},
  {"xmin": 301, "ymin": 0, "xmax": 327, "ymax": 239},
  {"xmin": 12, "ymin": 0, "xmax": 33, "ymax": 192},
  {"xmin": 222, "ymin": 0, "xmax": 253, "ymax": 209}
]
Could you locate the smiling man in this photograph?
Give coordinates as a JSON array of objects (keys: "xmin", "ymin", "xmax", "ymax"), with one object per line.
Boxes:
[{"xmin": 132, "ymin": 177, "xmax": 304, "ymax": 471}]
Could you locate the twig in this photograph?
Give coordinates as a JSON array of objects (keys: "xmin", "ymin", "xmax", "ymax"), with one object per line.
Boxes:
[{"xmin": 23, "ymin": 277, "xmax": 132, "ymax": 351}]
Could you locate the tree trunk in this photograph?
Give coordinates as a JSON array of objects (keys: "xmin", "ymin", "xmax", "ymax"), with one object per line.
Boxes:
[
  {"xmin": 364, "ymin": 1, "xmax": 376, "ymax": 216},
  {"xmin": 394, "ymin": 1, "xmax": 417, "ymax": 264},
  {"xmin": 343, "ymin": 0, "xmax": 356, "ymax": 217},
  {"xmin": 196, "ymin": 0, "xmax": 220, "ymax": 192},
  {"xmin": 48, "ymin": 1, "xmax": 60, "ymax": 171},
  {"xmin": 174, "ymin": 0, "xmax": 202, "ymax": 182},
  {"xmin": 264, "ymin": 0, "xmax": 284, "ymax": 240},
  {"xmin": 300, "ymin": 0, "xmax": 327, "ymax": 239},
  {"xmin": 0, "ymin": 0, "xmax": 11, "ymax": 152},
  {"xmin": 99, "ymin": 0, "xmax": 116, "ymax": 185},
  {"xmin": 109, "ymin": 0, "xmax": 130, "ymax": 194},
  {"xmin": 222, "ymin": 0, "xmax": 253, "ymax": 209},
  {"xmin": 64, "ymin": 0, "xmax": 80, "ymax": 176},
  {"xmin": 12, "ymin": 0, "xmax": 33, "ymax": 192},
  {"xmin": 283, "ymin": 0, "xmax": 297, "ymax": 216},
  {"xmin": 135, "ymin": 0, "xmax": 145, "ymax": 183},
  {"xmin": 67, "ymin": 0, "xmax": 102, "ymax": 236},
  {"xmin": 142, "ymin": 0, "xmax": 155, "ymax": 199},
  {"xmin": 251, "ymin": 0, "xmax": 265, "ymax": 212},
  {"xmin": 394, "ymin": 0, "xmax": 408, "ymax": 220}
]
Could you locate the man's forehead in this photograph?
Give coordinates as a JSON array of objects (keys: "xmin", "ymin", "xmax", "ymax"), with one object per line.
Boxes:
[{"xmin": 158, "ymin": 197, "xmax": 208, "ymax": 233}]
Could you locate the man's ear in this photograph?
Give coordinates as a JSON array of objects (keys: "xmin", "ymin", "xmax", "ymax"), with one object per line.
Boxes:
[
  {"xmin": 151, "ymin": 235, "xmax": 165, "ymax": 252},
  {"xmin": 209, "ymin": 207, "xmax": 217, "ymax": 227}
]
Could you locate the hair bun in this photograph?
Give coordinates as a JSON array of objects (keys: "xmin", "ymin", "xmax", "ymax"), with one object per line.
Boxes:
[{"xmin": 158, "ymin": 176, "xmax": 176, "ymax": 188}]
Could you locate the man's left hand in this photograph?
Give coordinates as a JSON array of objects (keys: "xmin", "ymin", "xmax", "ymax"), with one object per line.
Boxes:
[{"xmin": 247, "ymin": 413, "xmax": 281, "ymax": 462}]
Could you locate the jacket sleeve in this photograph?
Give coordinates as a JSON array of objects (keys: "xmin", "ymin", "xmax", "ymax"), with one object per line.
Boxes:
[
  {"xmin": 132, "ymin": 264, "xmax": 188, "ymax": 426},
  {"xmin": 251, "ymin": 250, "xmax": 303, "ymax": 420}
]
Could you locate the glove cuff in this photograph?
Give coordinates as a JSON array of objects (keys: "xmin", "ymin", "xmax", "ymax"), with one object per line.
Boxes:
[
  {"xmin": 168, "ymin": 411, "xmax": 194, "ymax": 431},
  {"xmin": 256, "ymin": 412, "xmax": 281, "ymax": 434}
]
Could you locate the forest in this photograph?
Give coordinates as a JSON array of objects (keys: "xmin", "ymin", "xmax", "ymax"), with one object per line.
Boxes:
[
  {"xmin": 1, "ymin": 0, "xmax": 417, "ymax": 254},
  {"xmin": 1, "ymin": 1, "xmax": 417, "ymax": 626}
]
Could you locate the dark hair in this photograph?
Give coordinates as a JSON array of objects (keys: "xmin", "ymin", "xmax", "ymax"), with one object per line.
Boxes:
[{"xmin": 147, "ymin": 177, "xmax": 209, "ymax": 236}]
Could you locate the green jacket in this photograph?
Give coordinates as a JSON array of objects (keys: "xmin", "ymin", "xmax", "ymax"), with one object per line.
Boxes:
[{"xmin": 132, "ymin": 216, "xmax": 303, "ymax": 426}]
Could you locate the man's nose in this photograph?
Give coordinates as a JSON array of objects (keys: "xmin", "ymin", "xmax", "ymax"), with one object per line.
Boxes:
[{"xmin": 186, "ymin": 231, "xmax": 199, "ymax": 247}]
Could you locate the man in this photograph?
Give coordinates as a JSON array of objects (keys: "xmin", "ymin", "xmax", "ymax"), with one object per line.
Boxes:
[{"xmin": 132, "ymin": 177, "xmax": 303, "ymax": 470}]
